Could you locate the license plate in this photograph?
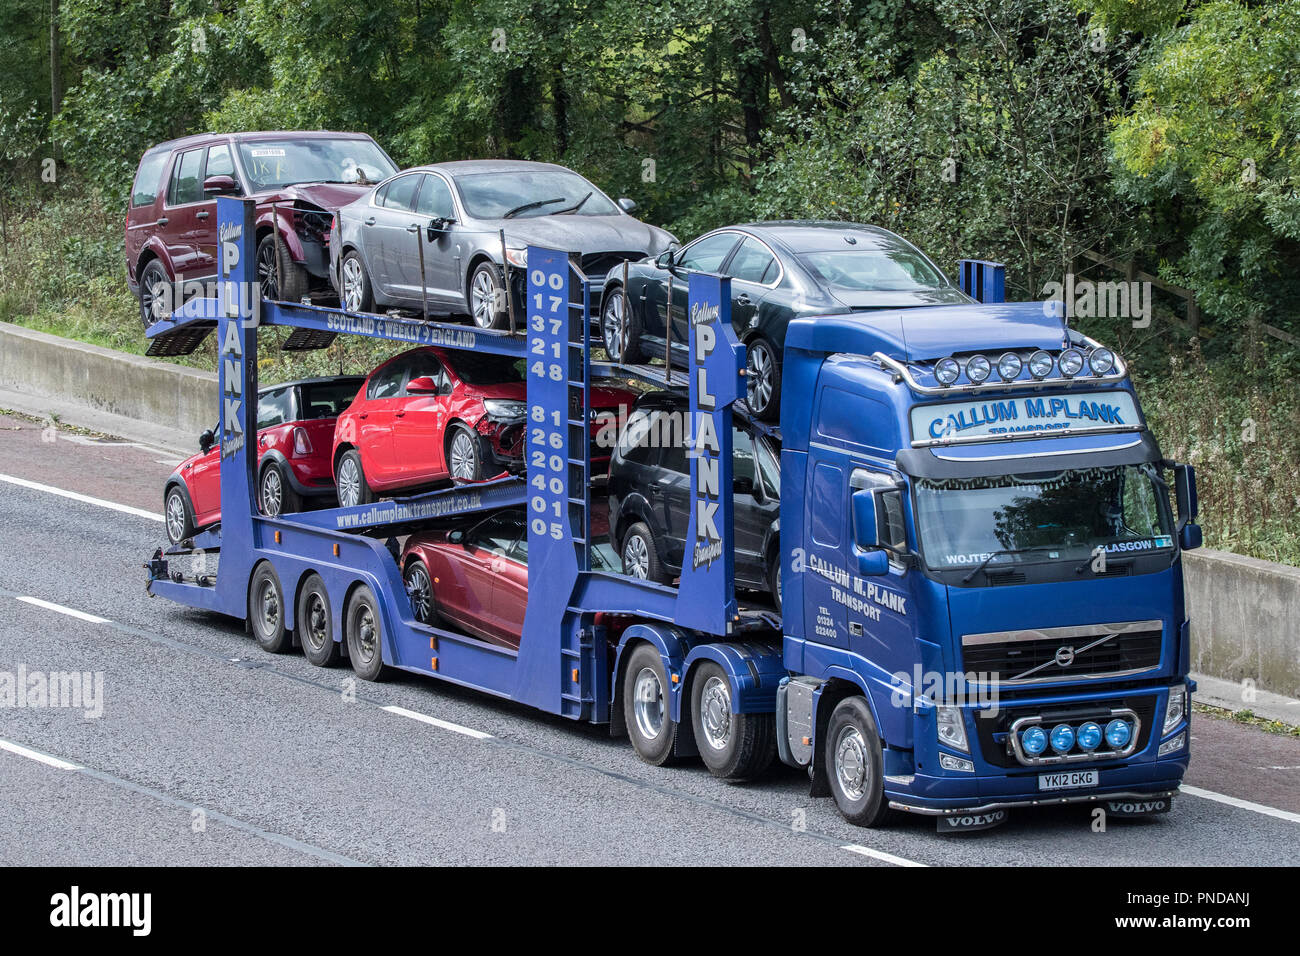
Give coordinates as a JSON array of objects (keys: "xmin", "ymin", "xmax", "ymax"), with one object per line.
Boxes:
[{"xmin": 1038, "ymin": 769, "xmax": 1098, "ymax": 791}]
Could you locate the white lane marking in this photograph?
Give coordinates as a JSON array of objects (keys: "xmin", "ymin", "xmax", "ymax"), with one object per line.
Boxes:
[
  {"xmin": 841, "ymin": 844, "xmax": 927, "ymax": 867},
  {"xmin": 0, "ymin": 473, "xmax": 163, "ymax": 522},
  {"xmin": 15, "ymin": 595, "xmax": 110, "ymax": 624},
  {"xmin": 1181, "ymin": 785, "xmax": 1300, "ymax": 825},
  {"xmin": 0, "ymin": 738, "xmax": 82, "ymax": 771},
  {"xmin": 381, "ymin": 704, "xmax": 493, "ymax": 740}
]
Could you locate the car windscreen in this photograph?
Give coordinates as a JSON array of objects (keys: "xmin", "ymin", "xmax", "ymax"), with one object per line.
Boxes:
[
  {"xmin": 237, "ymin": 139, "xmax": 396, "ymax": 190},
  {"xmin": 913, "ymin": 465, "xmax": 1175, "ymax": 571},
  {"xmin": 299, "ymin": 380, "xmax": 363, "ymax": 418},
  {"xmin": 798, "ymin": 247, "xmax": 948, "ymax": 292},
  {"xmin": 453, "ymin": 169, "xmax": 618, "ymax": 219},
  {"xmin": 448, "ymin": 353, "xmax": 526, "ymax": 385}
]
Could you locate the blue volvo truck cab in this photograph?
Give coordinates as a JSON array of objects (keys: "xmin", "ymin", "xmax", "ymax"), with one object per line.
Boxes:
[{"xmin": 774, "ymin": 300, "xmax": 1201, "ymax": 830}]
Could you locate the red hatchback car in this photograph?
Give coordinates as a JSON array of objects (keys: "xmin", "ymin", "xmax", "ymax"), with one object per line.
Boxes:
[
  {"xmin": 126, "ymin": 130, "xmax": 398, "ymax": 328},
  {"xmin": 164, "ymin": 376, "xmax": 363, "ymax": 543},
  {"xmin": 332, "ymin": 346, "xmax": 635, "ymax": 507}
]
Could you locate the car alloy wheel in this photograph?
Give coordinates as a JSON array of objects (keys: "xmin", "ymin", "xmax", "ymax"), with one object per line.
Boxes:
[
  {"xmin": 260, "ymin": 466, "xmax": 283, "ymax": 516},
  {"xmin": 405, "ymin": 562, "xmax": 433, "ymax": 624},
  {"xmin": 448, "ymin": 429, "xmax": 479, "ymax": 481},
  {"xmin": 623, "ymin": 533, "xmax": 650, "ymax": 578},
  {"xmin": 337, "ymin": 456, "xmax": 362, "ymax": 507},
  {"xmin": 602, "ymin": 291, "xmax": 627, "ymax": 361},
  {"xmin": 341, "ymin": 256, "xmax": 366, "ymax": 312},
  {"xmin": 470, "ymin": 268, "xmax": 499, "ymax": 329},
  {"xmin": 747, "ymin": 339, "xmax": 775, "ymax": 414},
  {"xmin": 257, "ymin": 238, "xmax": 279, "ymax": 300},
  {"xmin": 165, "ymin": 490, "xmax": 188, "ymax": 543}
]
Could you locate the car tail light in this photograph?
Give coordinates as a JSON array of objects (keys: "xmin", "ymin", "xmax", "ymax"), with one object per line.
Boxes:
[{"xmin": 293, "ymin": 427, "xmax": 312, "ymax": 456}]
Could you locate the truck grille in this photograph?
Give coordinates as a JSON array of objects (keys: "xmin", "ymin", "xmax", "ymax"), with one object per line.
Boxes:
[{"xmin": 962, "ymin": 620, "xmax": 1162, "ymax": 686}]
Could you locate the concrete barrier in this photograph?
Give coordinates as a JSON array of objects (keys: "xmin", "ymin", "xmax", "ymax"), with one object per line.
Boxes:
[
  {"xmin": 0, "ymin": 322, "xmax": 216, "ymax": 449},
  {"xmin": 1186, "ymin": 549, "xmax": 1300, "ymax": 700}
]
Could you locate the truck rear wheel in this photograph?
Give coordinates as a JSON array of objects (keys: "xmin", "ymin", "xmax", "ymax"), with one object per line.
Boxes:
[
  {"xmin": 249, "ymin": 562, "xmax": 293, "ymax": 653},
  {"xmin": 691, "ymin": 661, "xmax": 775, "ymax": 781},
  {"xmin": 297, "ymin": 573, "xmax": 340, "ymax": 667},
  {"xmin": 622, "ymin": 644, "xmax": 676, "ymax": 765},
  {"xmin": 825, "ymin": 697, "xmax": 895, "ymax": 827},
  {"xmin": 345, "ymin": 584, "xmax": 390, "ymax": 681}
]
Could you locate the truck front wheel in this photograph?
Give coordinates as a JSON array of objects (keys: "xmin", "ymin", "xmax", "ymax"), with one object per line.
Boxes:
[
  {"xmin": 825, "ymin": 697, "xmax": 895, "ymax": 827},
  {"xmin": 622, "ymin": 644, "xmax": 676, "ymax": 765},
  {"xmin": 691, "ymin": 661, "xmax": 775, "ymax": 781}
]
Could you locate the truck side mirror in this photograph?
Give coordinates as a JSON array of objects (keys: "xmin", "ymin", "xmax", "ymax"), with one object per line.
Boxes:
[
  {"xmin": 1179, "ymin": 523, "xmax": 1203, "ymax": 551},
  {"xmin": 199, "ymin": 429, "xmax": 215, "ymax": 454},
  {"xmin": 1174, "ymin": 463, "xmax": 1198, "ymax": 523},
  {"xmin": 851, "ymin": 488, "xmax": 890, "ymax": 575}
]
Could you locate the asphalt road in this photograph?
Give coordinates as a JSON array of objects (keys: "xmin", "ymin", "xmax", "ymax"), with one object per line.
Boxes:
[{"xmin": 1, "ymin": 411, "xmax": 1297, "ymax": 866}]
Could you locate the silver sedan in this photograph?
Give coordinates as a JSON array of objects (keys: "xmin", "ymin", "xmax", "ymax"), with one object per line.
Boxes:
[{"xmin": 329, "ymin": 159, "xmax": 676, "ymax": 329}]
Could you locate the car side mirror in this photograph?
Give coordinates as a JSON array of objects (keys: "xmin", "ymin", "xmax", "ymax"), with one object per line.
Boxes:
[
  {"xmin": 656, "ymin": 246, "xmax": 679, "ymax": 271},
  {"xmin": 199, "ymin": 429, "xmax": 215, "ymax": 454},
  {"xmin": 617, "ymin": 197, "xmax": 637, "ymax": 213},
  {"xmin": 202, "ymin": 175, "xmax": 239, "ymax": 196},
  {"xmin": 449, "ymin": 529, "xmax": 464, "ymax": 545},
  {"xmin": 405, "ymin": 375, "xmax": 439, "ymax": 395},
  {"xmin": 426, "ymin": 217, "xmax": 454, "ymax": 241},
  {"xmin": 734, "ymin": 475, "xmax": 755, "ymax": 497}
]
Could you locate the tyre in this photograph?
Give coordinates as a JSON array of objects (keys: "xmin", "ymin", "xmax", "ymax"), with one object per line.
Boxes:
[
  {"xmin": 257, "ymin": 233, "xmax": 310, "ymax": 303},
  {"xmin": 468, "ymin": 260, "xmax": 508, "ymax": 330},
  {"xmin": 138, "ymin": 259, "xmax": 173, "ymax": 329},
  {"xmin": 339, "ymin": 250, "xmax": 374, "ymax": 313},
  {"xmin": 249, "ymin": 562, "xmax": 292, "ymax": 654},
  {"xmin": 164, "ymin": 484, "xmax": 196, "ymax": 545},
  {"xmin": 600, "ymin": 286, "xmax": 645, "ymax": 364},
  {"xmin": 259, "ymin": 462, "xmax": 301, "ymax": 517},
  {"xmin": 404, "ymin": 558, "xmax": 440, "ymax": 626},
  {"xmin": 621, "ymin": 522, "xmax": 668, "ymax": 584},
  {"xmin": 691, "ymin": 661, "xmax": 776, "ymax": 781},
  {"xmin": 335, "ymin": 449, "xmax": 372, "ymax": 508},
  {"xmin": 446, "ymin": 424, "xmax": 483, "ymax": 482},
  {"xmin": 345, "ymin": 584, "xmax": 389, "ymax": 681},
  {"xmin": 622, "ymin": 643, "xmax": 676, "ymax": 765},
  {"xmin": 746, "ymin": 335, "xmax": 782, "ymax": 422},
  {"xmin": 297, "ymin": 573, "xmax": 340, "ymax": 667},
  {"xmin": 768, "ymin": 549, "xmax": 782, "ymax": 614},
  {"xmin": 825, "ymin": 696, "xmax": 896, "ymax": 827}
]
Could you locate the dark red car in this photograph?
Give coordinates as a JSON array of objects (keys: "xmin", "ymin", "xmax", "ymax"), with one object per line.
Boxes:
[
  {"xmin": 163, "ymin": 376, "xmax": 363, "ymax": 544},
  {"xmin": 400, "ymin": 509, "xmax": 619, "ymax": 648},
  {"xmin": 126, "ymin": 130, "xmax": 398, "ymax": 327},
  {"xmin": 332, "ymin": 346, "xmax": 635, "ymax": 506}
]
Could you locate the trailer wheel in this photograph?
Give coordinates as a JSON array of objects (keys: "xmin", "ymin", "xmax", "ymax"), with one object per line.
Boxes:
[
  {"xmin": 297, "ymin": 573, "xmax": 340, "ymax": 667},
  {"xmin": 164, "ymin": 484, "xmax": 196, "ymax": 545},
  {"xmin": 622, "ymin": 644, "xmax": 677, "ymax": 765},
  {"xmin": 403, "ymin": 559, "xmax": 440, "ymax": 626},
  {"xmin": 621, "ymin": 523, "xmax": 668, "ymax": 583},
  {"xmin": 335, "ymin": 449, "xmax": 373, "ymax": 508},
  {"xmin": 600, "ymin": 286, "xmax": 644, "ymax": 364},
  {"xmin": 249, "ymin": 562, "xmax": 292, "ymax": 653},
  {"xmin": 691, "ymin": 661, "xmax": 775, "ymax": 781},
  {"xmin": 825, "ymin": 697, "xmax": 895, "ymax": 827},
  {"xmin": 345, "ymin": 584, "xmax": 390, "ymax": 681}
]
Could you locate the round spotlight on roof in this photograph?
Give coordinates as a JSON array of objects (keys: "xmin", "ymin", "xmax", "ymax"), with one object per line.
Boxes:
[
  {"xmin": 1028, "ymin": 349, "xmax": 1054, "ymax": 380},
  {"xmin": 1088, "ymin": 347, "xmax": 1116, "ymax": 376},
  {"xmin": 965, "ymin": 354, "xmax": 992, "ymax": 384},
  {"xmin": 1058, "ymin": 347, "xmax": 1085, "ymax": 378},
  {"xmin": 1077, "ymin": 721, "xmax": 1103, "ymax": 752},
  {"xmin": 935, "ymin": 357, "xmax": 961, "ymax": 387},
  {"xmin": 997, "ymin": 352, "xmax": 1023, "ymax": 382},
  {"xmin": 1050, "ymin": 723, "xmax": 1076, "ymax": 754},
  {"xmin": 1105, "ymin": 718, "xmax": 1132, "ymax": 749},
  {"xmin": 1021, "ymin": 726, "xmax": 1048, "ymax": 756}
]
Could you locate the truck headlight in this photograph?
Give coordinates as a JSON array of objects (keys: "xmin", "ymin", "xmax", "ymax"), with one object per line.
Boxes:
[
  {"xmin": 1088, "ymin": 347, "xmax": 1116, "ymax": 376},
  {"xmin": 483, "ymin": 399, "xmax": 526, "ymax": 422},
  {"xmin": 997, "ymin": 352, "xmax": 1022, "ymax": 382},
  {"xmin": 965, "ymin": 354, "xmax": 991, "ymax": 384},
  {"xmin": 936, "ymin": 705, "xmax": 968, "ymax": 753},
  {"xmin": 935, "ymin": 357, "xmax": 960, "ymax": 386},
  {"xmin": 1028, "ymin": 349, "xmax": 1054, "ymax": 379},
  {"xmin": 1058, "ymin": 347, "xmax": 1084, "ymax": 377},
  {"xmin": 1163, "ymin": 684, "xmax": 1187, "ymax": 734}
]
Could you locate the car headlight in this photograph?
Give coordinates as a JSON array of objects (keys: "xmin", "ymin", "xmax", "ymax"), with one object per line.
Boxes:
[
  {"xmin": 1163, "ymin": 684, "xmax": 1188, "ymax": 734},
  {"xmin": 936, "ymin": 705, "xmax": 968, "ymax": 753},
  {"xmin": 483, "ymin": 399, "xmax": 526, "ymax": 421},
  {"xmin": 504, "ymin": 247, "xmax": 528, "ymax": 269}
]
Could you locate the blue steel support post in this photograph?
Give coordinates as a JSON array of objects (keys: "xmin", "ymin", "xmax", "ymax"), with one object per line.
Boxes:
[
  {"xmin": 214, "ymin": 196, "xmax": 260, "ymax": 616},
  {"xmin": 675, "ymin": 272, "xmax": 745, "ymax": 636}
]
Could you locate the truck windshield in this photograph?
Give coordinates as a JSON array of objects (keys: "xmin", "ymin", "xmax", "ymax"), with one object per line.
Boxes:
[
  {"xmin": 237, "ymin": 138, "xmax": 396, "ymax": 189},
  {"xmin": 913, "ymin": 465, "xmax": 1174, "ymax": 571}
]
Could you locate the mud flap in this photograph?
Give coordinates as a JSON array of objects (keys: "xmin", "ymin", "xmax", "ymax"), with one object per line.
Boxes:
[
  {"xmin": 1102, "ymin": 795, "xmax": 1173, "ymax": 818},
  {"xmin": 935, "ymin": 808, "xmax": 1010, "ymax": 833}
]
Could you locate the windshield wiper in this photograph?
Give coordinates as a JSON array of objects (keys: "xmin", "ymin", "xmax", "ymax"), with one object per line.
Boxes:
[
  {"xmin": 552, "ymin": 192, "xmax": 592, "ymax": 215},
  {"xmin": 503, "ymin": 197, "xmax": 565, "ymax": 219},
  {"xmin": 961, "ymin": 546, "xmax": 1060, "ymax": 584}
]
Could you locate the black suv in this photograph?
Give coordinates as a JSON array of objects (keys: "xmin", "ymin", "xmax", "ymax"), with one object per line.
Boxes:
[{"xmin": 607, "ymin": 392, "xmax": 781, "ymax": 605}]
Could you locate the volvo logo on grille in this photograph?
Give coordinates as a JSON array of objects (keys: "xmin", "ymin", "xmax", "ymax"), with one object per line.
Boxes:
[{"xmin": 1054, "ymin": 645, "xmax": 1076, "ymax": 667}]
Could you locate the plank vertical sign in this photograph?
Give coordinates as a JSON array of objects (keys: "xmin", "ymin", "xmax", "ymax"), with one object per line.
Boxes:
[
  {"xmin": 214, "ymin": 196, "xmax": 260, "ymax": 614},
  {"xmin": 675, "ymin": 272, "xmax": 745, "ymax": 635}
]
